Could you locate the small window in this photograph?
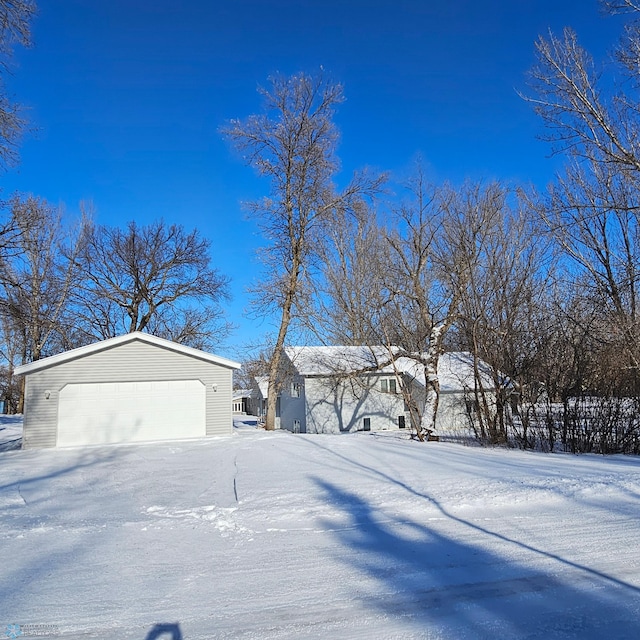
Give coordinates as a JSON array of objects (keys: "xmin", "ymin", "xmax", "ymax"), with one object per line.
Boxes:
[
  {"xmin": 398, "ymin": 415, "xmax": 406, "ymax": 429},
  {"xmin": 363, "ymin": 417, "xmax": 371, "ymax": 431},
  {"xmin": 381, "ymin": 378, "xmax": 397, "ymax": 394},
  {"xmin": 293, "ymin": 419, "xmax": 301, "ymax": 433},
  {"xmin": 291, "ymin": 382, "xmax": 301, "ymax": 398}
]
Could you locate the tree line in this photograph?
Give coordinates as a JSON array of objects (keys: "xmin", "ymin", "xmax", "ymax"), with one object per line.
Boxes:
[
  {"xmin": 3, "ymin": 0, "xmax": 640, "ymax": 453},
  {"xmin": 229, "ymin": 1, "xmax": 640, "ymax": 454},
  {"xmin": 0, "ymin": 199, "xmax": 231, "ymax": 411}
]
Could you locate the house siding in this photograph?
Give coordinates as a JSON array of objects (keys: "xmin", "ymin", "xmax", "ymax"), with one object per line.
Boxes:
[
  {"xmin": 436, "ymin": 388, "xmax": 499, "ymax": 437},
  {"xmin": 302, "ymin": 374, "xmax": 405, "ymax": 434},
  {"xmin": 435, "ymin": 391, "xmax": 470, "ymax": 434},
  {"xmin": 22, "ymin": 339, "xmax": 234, "ymax": 448},
  {"xmin": 278, "ymin": 373, "xmax": 307, "ymax": 432}
]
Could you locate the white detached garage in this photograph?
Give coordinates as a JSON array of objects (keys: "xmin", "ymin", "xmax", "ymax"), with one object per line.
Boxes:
[{"xmin": 15, "ymin": 332, "xmax": 241, "ymax": 449}]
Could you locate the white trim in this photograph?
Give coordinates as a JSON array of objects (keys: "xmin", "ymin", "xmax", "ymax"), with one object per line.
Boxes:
[{"xmin": 14, "ymin": 332, "xmax": 241, "ymax": 376}]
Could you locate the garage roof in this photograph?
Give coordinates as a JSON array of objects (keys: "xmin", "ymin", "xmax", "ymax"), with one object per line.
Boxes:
[{"xmin": 15, "ymin": 332, "xmax": 241, "ymax": 376}]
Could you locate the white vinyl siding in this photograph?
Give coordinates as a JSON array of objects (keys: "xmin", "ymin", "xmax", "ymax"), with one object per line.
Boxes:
[
  {"xmin": 302, "ymin": 374, "xmax": 405, "ymax": 434},
  {"xmin": 21, "ymin": 338, "xmax": 235, "ymax": 448}
]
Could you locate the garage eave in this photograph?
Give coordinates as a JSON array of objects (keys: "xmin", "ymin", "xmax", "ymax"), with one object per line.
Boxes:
[{"xmin": 14, "ymin": 332, "xmax": 241, "ymax": 376}]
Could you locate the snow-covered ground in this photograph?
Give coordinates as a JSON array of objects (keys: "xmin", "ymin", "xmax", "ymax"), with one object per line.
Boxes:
[
  {"xmin": 1, "ymin": 416, "xmax": 640, "ymax": 639},
  {"xmin": 0, "ymin": 415, "xmax": 24, "ymax": 452}
]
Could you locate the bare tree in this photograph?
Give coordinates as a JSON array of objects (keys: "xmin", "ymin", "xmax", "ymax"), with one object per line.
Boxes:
[
  {"xmin": 452, "ymin": 190, "xmax": 554, "ymax": 444},
  {"xmin": 74, "ymin": 219, "xmax": 231, "ymax": 348},
  {"xmin": 602, "ymin": 1, "xmax": 640, "ymax": 14},
  {"xmin": 317, "ymin": 169, "xmax": 504, "ymax": 441},
  {"xmin": 144, "ymin": 306, "xmax": 229, "ymax": 351},
  {"xmin": 314, "ymin": 206, "xmax": 386, "ymax": 346},
  {"xmin": 524, "ymin": 3, "xmax": 640, "ymax": 373},
  {"xmin": 0, "ymin": 194, "xmax": 86, "ymax": 410},
  {"xmin": 223, "ymin": 72, "xmax": 382, "ymax": 430},
  {"xmin": 379, "ymin": 178, "xmax": 509, "ymax": 440}
]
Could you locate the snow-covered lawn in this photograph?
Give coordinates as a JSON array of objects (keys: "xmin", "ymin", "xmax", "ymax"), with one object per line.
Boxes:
[{"xmin": 1, "ymin": 416, "xmax": 640, "ymax": 639}]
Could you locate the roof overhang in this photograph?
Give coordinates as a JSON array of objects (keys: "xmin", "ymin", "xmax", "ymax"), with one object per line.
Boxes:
[{"xmin": 14, "ymin": 332, "xmax": 241, "ymax": 376}]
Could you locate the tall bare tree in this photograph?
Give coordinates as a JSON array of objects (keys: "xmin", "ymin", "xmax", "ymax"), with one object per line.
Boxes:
[
  {"xmin": 74, "ymin": 219, "xmax": 231, "ymax": 349},
  {"xmin": 0, "ymin": 194, "xmax": 86, "ymax": 410},
  {"xmin": 314, "ymin": 206, "xmax": 385, "ymax": 346},
  {"xmin": 524, "ymin": 2, "xmax": 640, "ymax": 373},
  {"xmin": 223, "ymin": 72, "xmax": 382, "ymax": 430}
]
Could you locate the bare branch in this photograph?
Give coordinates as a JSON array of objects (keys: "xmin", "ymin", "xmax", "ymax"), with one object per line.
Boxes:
[{"xmin": 74, "ymin": 219, "xmax": 231, "ymax": 346}]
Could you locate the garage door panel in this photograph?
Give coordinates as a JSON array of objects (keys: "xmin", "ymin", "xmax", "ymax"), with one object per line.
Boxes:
[{"xmin": 58, "ymin": 380, "xmax": 206, "ymax": 447}]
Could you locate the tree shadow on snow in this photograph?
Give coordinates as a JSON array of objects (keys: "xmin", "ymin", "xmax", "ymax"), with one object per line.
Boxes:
[
  {"xmin": 145, "ymin": 622, "xmax": 182, "ymax": 640},
  {"xmin": 302, "ymin": 434, "xmax": 640, "ymax": 561},
  {"xmin": 311, "ymin": 475, "xmax": 640, "ymax": 639}
]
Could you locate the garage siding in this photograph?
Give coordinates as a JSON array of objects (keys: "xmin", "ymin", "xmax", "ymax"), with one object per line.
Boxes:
[{"xmin": 22, "ymin": 339, "xmax": 234, "ymax": 448}]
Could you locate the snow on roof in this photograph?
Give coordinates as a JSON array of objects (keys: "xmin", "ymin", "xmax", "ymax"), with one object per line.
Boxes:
[
  {"xmin": 399, "ymin": 352, "xmax": 501, "ymax": 393},
  {"xmin": 285, "ymin": 345, "xmax": 394, "ymax": 377},
  {"xmin": 284, "ymin": 346, "xmax": 503, "ymax": 393}
]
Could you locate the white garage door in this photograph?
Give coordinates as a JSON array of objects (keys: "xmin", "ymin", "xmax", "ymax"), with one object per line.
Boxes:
[{"xmin": 57, "ymin": 380, "xmax": 206, "ymax": 447}]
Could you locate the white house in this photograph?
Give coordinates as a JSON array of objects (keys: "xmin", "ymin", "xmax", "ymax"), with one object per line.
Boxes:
[
  {"xmin": 245, "ymin": 375, "xmax": 268, "ymax": 421},
  {"xmin": 15, "ymin": 332, "xmax": 241, "ymax": 449},
  {"xmin": 232, "ymin": 390, "xmax": 253, "ymax": 414},
  {"xmin": 273, "ymin": 346, "xmax": 500, "ymax": 435}
]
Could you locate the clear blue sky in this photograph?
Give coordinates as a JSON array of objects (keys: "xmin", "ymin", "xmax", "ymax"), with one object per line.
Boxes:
[{"xmin": 0, "ymin": 0, "xmax": 625, "ymax": 357}]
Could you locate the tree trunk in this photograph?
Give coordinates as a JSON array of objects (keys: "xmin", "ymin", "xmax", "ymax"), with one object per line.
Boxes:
[
  {"xmin": 419, "ymin": 324, "xmax": 446, "ymax": 440},
  {"xmin": 265, "ymin": 267, "xmax": 298, "ymax": 431}
]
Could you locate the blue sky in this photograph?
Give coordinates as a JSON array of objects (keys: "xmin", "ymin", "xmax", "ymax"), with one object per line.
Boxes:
[{"xmin": 1, "ymin": 0, "xmax": 626, "ymax": 356}]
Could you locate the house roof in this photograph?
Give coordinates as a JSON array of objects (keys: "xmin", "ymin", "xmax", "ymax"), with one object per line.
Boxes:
[
  {"xmin": 285, "ymin": 345, "xmax": 393, "ymax": 376},
  {"xmin": 254, "ymin": 375, "xmax": 269, "ymax": 398},
  {"xmin": 284, "ymin": 346, "xmax": 502, "ymax": 393},
  {"xmin": 14, "ymin": 332, "xmax": 241, "ymax": 376},
  {"xmin": 397, "ymin": 352, "xmax": 502, "ymax": 393}
]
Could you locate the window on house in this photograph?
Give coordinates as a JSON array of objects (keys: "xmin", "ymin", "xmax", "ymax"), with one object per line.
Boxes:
[
  {"xmin": 293, "ymin": 419, "xmax": 301, "ymax": 433},
  {"xmin": 398, "ymin": 415, "xmax": 406, "ymax": 429},
  {"xmin": 363, "ymin": 417, "xmax": 371, "ymax": 431},
  {"xmin": 291, "ymin": 382, "xmax": 301, "ymax": 398},
  {"xmin": 381, "ymin": 378, "xmax": 397, "ymax": 394}
]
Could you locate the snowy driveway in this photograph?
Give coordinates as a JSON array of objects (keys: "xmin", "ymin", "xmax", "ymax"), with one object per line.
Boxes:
[{"xmin": 1, "ymin": 426, "xmax": 640, "ymax": 639}]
